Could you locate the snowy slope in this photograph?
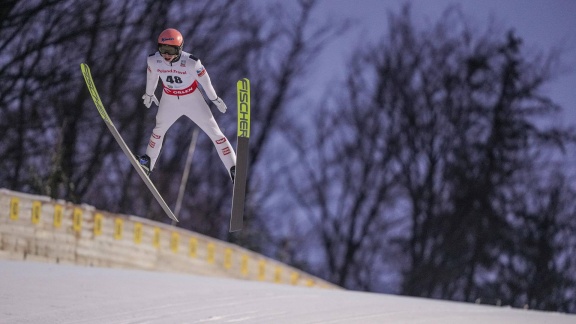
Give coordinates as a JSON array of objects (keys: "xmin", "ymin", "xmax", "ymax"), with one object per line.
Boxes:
[{"xmin": 1, "ymin": 260, "xmax": 574, "ymax": 324}]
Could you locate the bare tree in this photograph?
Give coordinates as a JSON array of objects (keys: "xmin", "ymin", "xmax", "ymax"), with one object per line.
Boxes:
[{"xmin": 277, "ymin": 4, "xmax": 576, "ymax": 313}]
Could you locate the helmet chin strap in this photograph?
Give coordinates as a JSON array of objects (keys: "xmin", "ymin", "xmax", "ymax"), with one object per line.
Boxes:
[
  {"xmin": 170, "ymin": 54, "xmax": 181, "ymax": 63},
  {"xmin": 162, "ymin": 53, "xmax": 181, "ymax": 63}
]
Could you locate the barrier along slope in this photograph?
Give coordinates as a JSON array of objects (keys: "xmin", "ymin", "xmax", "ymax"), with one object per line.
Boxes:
[{"xmin": 0, "ymin": 188, "xmax": 337, "ymax": 289}]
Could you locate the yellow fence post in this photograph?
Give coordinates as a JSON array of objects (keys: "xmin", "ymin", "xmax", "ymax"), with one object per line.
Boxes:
[
  {"xmin": 73, "ymin": 208, "xmax": 82, "ymax": 232},
  {"xmin": 153, "ymin": 227, "xmax": 161, "ymax": 249},
  {"xmin": 224, "ymin": 248, "xmax": 232, "ymax": 270},
  {"xmin": 241, "ymin": 255, "xmax": 249, "ymax": 277},
  {"xmin": 134, "ymin": 223, "xmax": 142, "ymax": 244},
  {"xmin": 94, "ymin": 213, "xmax": 103, "ymax": 236},
  {"xmin": 207, "ymin": 243, "xmax": 215, "ymax": 264},
  {"xmin": 306, "ymin": 279, "xmax": 315, "ymax": 287},
  {"xmin": 290, "ymin": 272, "xmax": 300, "ymax": 285},
  {"xmin": 170, "ymin": 232, "xmax": 179, "ymax": 253},
  {"xmin": 53, "ymin": 204, "xmax": 63, "ymax": 228},
  {"xmin": 9, "ymin": 197, "xmax": 19, "ymax": 221},
  {"xmin": 258, "ymin": 260, "xmax": 266, "ymax": 281},
  {"xmin": 189, "ymin": 237, "xmax": 197, "ymax": 258},
  {"xmin": 31, "ymin": 201, "xmax": 41, "ymax": 224},
  {"xmin": 114, "ymin": 218, "xmax": 123, "ymax": 240},
  {"xmin": 274, "ymin": 266, "xmax": 282, "ymax": 284}
]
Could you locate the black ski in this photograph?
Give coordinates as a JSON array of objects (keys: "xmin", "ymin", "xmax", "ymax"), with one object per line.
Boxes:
[{"xmin": 230, "ymin": 78, "xmax": 250, "ymax": 232}]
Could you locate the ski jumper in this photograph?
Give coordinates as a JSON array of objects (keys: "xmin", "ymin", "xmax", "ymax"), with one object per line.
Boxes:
[{"xmin": 145, "ymin": 51, "xmax": 236, "ymax": 173}]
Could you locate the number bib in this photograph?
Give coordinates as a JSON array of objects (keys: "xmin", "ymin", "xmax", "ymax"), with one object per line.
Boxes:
[{"xmin": 150, "ymin": 51, "xmax": 201, "ymax": 96}]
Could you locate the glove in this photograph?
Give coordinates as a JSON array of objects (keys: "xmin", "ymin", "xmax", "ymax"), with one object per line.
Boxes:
[
  {"xmin": 211, "ymin": 97, "xmax": 227, "ymax": 113},
  {"xmin": 142, "ymin": 94, "xmax": 159, "ymax": 108}
]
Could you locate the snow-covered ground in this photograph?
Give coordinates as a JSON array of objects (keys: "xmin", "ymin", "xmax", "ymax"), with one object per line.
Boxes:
[{"xmin": 1, "ymin": 260, "xmax": 574, "ymax": 323}]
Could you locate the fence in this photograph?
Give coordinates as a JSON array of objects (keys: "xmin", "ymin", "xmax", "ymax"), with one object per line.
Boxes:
[{"xmin": 0, "ymin": 188, "xmax": 338, "ymax": 289}]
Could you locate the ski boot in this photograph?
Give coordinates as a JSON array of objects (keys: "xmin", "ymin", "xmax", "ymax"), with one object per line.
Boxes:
[
  {"xmin": 230, "ymin": 165, "xmax": 236, "ymax": 184},
  {"xmin": 136, "ymin": 154, "xmax": 151, "ymax": 176}
]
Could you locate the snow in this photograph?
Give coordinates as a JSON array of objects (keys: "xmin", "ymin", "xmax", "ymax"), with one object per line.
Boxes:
[{"xmin": 1, "ymin": 260, "xmax": 574, "ymax": 323}]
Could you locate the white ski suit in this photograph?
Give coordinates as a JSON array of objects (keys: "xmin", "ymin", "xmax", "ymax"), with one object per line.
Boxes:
[{"xmin": 144, "ymin": 51, "xmax": 236, "ymax": 175}]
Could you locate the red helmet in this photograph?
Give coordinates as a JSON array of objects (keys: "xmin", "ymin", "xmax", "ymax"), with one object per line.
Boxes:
[
  {"xmin": 157, "ymin": 28, "xmax": 183, "ymax": 58},
  {"xmin": 158, "ymin": 28, "xmax": 183, "ymax": 46}
]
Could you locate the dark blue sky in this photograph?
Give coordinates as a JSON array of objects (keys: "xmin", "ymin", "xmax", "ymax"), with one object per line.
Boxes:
[{"xmin": 302, "ymin": 0, "xmax": 576, "ymax": 125}]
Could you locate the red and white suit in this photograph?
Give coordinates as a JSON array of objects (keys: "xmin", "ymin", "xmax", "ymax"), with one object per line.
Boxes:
[{"xmin": 145, "ymin": 51, "xmax": 236, "ymax": 174}]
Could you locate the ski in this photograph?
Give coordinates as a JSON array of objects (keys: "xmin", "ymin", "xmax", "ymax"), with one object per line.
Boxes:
[
  {"xmin": 80, "ymin": 63, "xmax": 178, "ymax": 223},
  {"xmin": 230, "ymin": 78, "xmax": 251, "ymax": 232}
]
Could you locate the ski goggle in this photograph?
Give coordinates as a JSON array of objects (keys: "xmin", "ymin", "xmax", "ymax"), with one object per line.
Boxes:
[{"xmin": 158, "ymin": 44, "xmax": 180, "ymax": 55}]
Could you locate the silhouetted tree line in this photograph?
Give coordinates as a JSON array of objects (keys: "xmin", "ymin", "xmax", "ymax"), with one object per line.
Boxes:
[
  {"xmin": 1, "ymin": 0, "xmax": 575, "ymax": 313},
  {"xmin": 273, "ymin": 5, "xmax": 576, "ymax": 314}
]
